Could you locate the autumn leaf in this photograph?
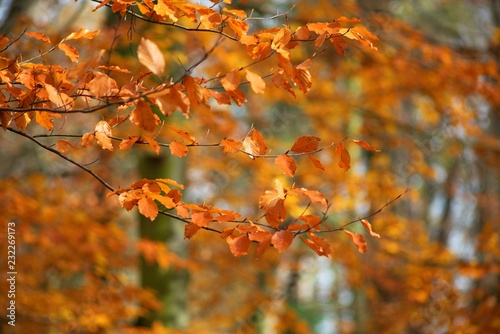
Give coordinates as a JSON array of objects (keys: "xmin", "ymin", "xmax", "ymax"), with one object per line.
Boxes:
[
  {"xmin": 303, "ymin": 189, "xmax": 327, "ymax": 206},
  {"xmin": 26, "ymin": 31, "xmax": 51, "ymax": 43},
  {"xmin": 245, "ymin": 69, "xmax": 266, "ymax": 94},
  {"xmin": 361, "ymin": 219, "xmax": 381, "ymax": 238},
  {"xmin": 242, "ymin": 129, "xmax": 267, "ymax": 158},
  {"xmin": 220, "ymin": 138, "xmax": 242, "ymax": 153},
  {"xmin": 58, "ymin": 42, "xmax": 79, "ymax": 62},
  {"xmin": 228, "ymin": 235, "xmax": 251, "ymax": 257},
  {"xmin": 129, "ymin": 100, "xmax": 159, "ymax": 132},
  {"xmin": 183, "ymin": 76, "xmax": 205, "ymax": 108},
  {"xmin": 138, "ymin": 196, "xmax": 159, "ymax": 221},
  {"xmin": 272, "ymin": 230, "xmax": 294, "ymax": 253},
  {"xmin": 55, "ymin": 140, "xmax": 77, "ymax": 154},
  {"xmin": 143, "ymin": 135, "xmax": 161, "ymax": 155},
  {"xmin": 81, "ymin": 132, "xmax": 95, "ymax": 148},
  {"xmin": 275, "ymin": 154, "xmax": 297, "ymax": 177},
  {"xmin": 352, "ymin": 139, "xmax": 380, "ymax": 152},
  {"xmin": 264, "ymin": 199, "xmax": 287, "ymax": 228},
  {"xmin": 137, "ymin": 37, "xmax": 165, "ymax": 76},
  {"xmin": 94, "ymin": 121, "xmax": 113, "ymax": 151},
  {"xmin": 119, "ymin": 136, "xmax": 140, "ymax": 150},
  {"xmin": 167, "ymin": 125, "xmax": 197, "ymax": 144},
  {"xmin": 290, "ymin": 136, "xmax": 321, "ymax": 153},
  {"xmin": 65, "ymin": 28, "xmax": 100, "ymax": 40},
  {"xmin": 220, "ymin": 69, "xmax": 240, "ymax": 92},
  {"xmin": 249, "ymin": 231, "xmax": 272, "ymax": 258},
  {"xmin": 335, "ymin": 142, "xmax": 350, "ymax": 172},
  {"xmin": 169, "ymin": 141, "xmax": 188, "ymax": 157},
  {"xmin": 184, "ymin": 223, "xmax": 200, "ymax": 239},
  {"xmin": 191, "ymin": 211, "xmax": 213, "ymax": 227},
  {"xmin": 308, "ymin": 154, "xmax": 325, "ymax": 170},
  {"xmin": 259, "ymin": 179, "xmax": 286, "ymax": 210},
  {"xmin": 344, "ymin": 230, "xmax": 368, "ymax": 253},
  {"xmin": 301, "ymin": 232, "xmax": 331, "ymax": 257}
]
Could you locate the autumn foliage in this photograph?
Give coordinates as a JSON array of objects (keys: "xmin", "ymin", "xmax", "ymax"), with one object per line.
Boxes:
[{"xmin": 2, "ymin": 0, "xmax": 500, "ymax": 333}]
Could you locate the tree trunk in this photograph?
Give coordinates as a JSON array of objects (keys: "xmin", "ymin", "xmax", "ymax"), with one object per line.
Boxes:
[{"xmin": 136, "ymin": 154, "xmax": 189, "ymax": 328}]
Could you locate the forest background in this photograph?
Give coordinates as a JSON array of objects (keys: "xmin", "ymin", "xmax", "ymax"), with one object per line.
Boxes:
[{"xmin": 0, "ymin": 0, "xmax": 499, "ymax": 333}]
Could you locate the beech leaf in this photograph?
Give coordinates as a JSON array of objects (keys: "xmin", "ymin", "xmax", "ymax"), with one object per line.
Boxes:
[
  {"xmin": 138, "ymin": 196, "xmax": 159, "ymax": 221},
  {"xmin": 137, "ymin": 37, "xmax": 165, "ymax": 76},
  {"xmin": 290, "ymin": 136, "xmax": 321, "ymax": 153},
  {"xmin": 275, "ymin": 154, "xmax": 297, "ymax": 177},
  {"xmin": 272, "ymin": 230, "xmax": 294, "ymax": 253},
  {"xmin": 344, "ymin": 230, "xmax": 368, "ymax": 253},
  {"xmin": 335, "ymin": 142, "xmax": 351, "ymax": 172},
  {"xmin": 169, "ymin": 141, "xmax": 188, "ymax": 158},
  {"xmin": 361, "ymin": 219, "xmax": 381, "ymax": 238},
  {"xmin": 228, "ymin": 235, "xmax": 251, "ymax": 257}
]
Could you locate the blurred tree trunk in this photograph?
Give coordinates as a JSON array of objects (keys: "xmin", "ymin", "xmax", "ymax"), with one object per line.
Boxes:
[{"xmin": 137, "ymin": 155, "xmax": 188, "ymax": 328}]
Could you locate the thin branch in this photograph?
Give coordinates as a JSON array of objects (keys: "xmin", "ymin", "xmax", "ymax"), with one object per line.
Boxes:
[
  {"xmin": 318, "ymin": 188, "xmax": 410, "ymax": 233},
  {"xmin": 7, "ymin": 127, "xmax": 115, "ymax": 192}
]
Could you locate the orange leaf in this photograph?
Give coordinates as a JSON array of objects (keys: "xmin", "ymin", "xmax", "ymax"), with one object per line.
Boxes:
[
  {"xmin": 361, "ymin": 219, "xmax": 381, "ymax": 238},
  {"xmin": 35, "ymin": 111, "xmax": 55, "ymax": 131},
  {"xmin": 129, "ymin": 100, "xmax": 159, "ymax": 132},
  {"xmin": 249, "ymin": 231, "xmax": 272, "ymax": 258},
  {"xmin": 228, "ymin": 235, "xmax": 251, "ymax": 257},
  {"xmin": 119, "ymin": 136, "xmax": 140, "ymax": 150},
  {"xmin": 184, "ymin": 223, "xmax": 201, "ymax": 239},
  {"xmin": 272, "ymin": 230, "xmax": 294, "ymax": 253},
  {"xmin": 344, "ymin": 230, "xmax": 368, "ymax": 253},
  {"xmin": 26, "ymin": 31, "xmax": 51, "ymax": 43},
  {"xmin": 295, "ymin": 26, "xmax": 310, "ymax": 40},
  {"xmin": 192, "ymin": 211, "xmax": 212, "ymax": 227},
  {"xmin": 335, "ymin": 142, "xmax": 350, "ymax": 172},
  {"xmin": 352, "ymin": 139, "xmax": 380, "ymax": 152},
  {"xmin": 0, "ymin": 111, "xmax": 11, "ymax": 130},
  {"xmin": 220, "ymin": 138, "xmax": 242, "ymax": 153},
  {"xmin": 167, "ymin": 125, "xmax": 197, "ymax": 144},
  {"xmin": 298, "ymin": 214, "xmax": 322, "ymax": 230},
  {"xmin": 290, "ymin": 135, "xmax": 320, "ymax": 153},
  {"xmin": 81, "ymin": 132, "xmax": 95, "ymax": 148},
  {"xmin": 304, "ymin": 190, "xmax": 327, "ymax": 206},
  {"xmin": 259, "ymin": 179, "xmax": 286, "ymax": 210},
  {"xmin": 58, "ymin": 42, "xmax": 79, "ymax": 62},
  {"xmin": 301, "ymin": 232, "xmax": 331, "ymax": 257},
  {"xmin": 88, "ymin": 72, "xmax": 118, "ymax": 98},
  {"xmin": 272, "ymin": 27, "xmax": 292, "ymax": 50},
  {"xmin": 183, "ymin": 76, "xmax": 205, "ymax": 108},
  {"xmin": 169, "ymin": 141, "xmax": 188, "ymax": 158},
  {"xmin": 154, "ymin": 0, "xmax": 178, "ymax": 22},
  {"xmin": 65, "ymin": 28, "xmax": 100, "ymax": 40},
  {"xmin": 94, "ymin": 120, "xmax": 113, "ymax": 151},
  {"xmin": 245, "ymin": 69, "xmax": 265, "ymax": 94},
  {"xmin": 137, "ymin": 37, "xmax": 165, "ymax": 76},
  {"xmin": 138, "ymin": 196, "xmax": 158, "ymax": 221},
  {"xmin": 265, "ymin": 199, "xmax": 287, "ymax": 228},
  {"xmin": 308, "ymin": 154, "xmax": 325, "ymax": 170},
  {"xmin": 293, "ymin": 59, "xmax": 312, "ymax": 95},
  {"xmin": 275, "ymin": 154, "xmax": 297, "ymax": 177},
  {"xmin": 242, "ymin": 128, "xmax": 267, "ymax": 158},
  {"xmin": 156, "ymin": 178, "xmax": 185, "ymax": 189},
  {"xmin": 143, "ymin": 135, "xmax": 160, "ymax": 155},
  {"xmin": 55, "ymin": 140, "xmax": 77, "ymax": 154},
  {"xmin": 220, "ymin": 69, "xmax": 240, "ymax": 92}
]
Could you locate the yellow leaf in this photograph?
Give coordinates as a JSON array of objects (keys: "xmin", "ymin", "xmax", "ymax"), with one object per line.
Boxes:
[
  {"xmin": 94, "ymin": 120, "xmax": 113, "ymax": 151},
  {"xmin": 137, "ymin": 37, "xmax": 165, "ymax": 76},
  {"xmin": 245, "ymin": 69, "xmax": 265, "ymax": 94}
]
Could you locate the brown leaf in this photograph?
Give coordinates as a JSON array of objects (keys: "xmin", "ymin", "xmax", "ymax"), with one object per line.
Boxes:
[
  {"xmin": 290, "ymin": 136, "xmax": 320, "ymax": 153},
  {"xmin": 361, "ymin": 219, "xmax": 381, "ymax": 238},
  {"xmin": 169, "ymin": 141, "xmax": 188, "ymax": 158},
  {"xmin": 58, "ymin": 42, "xmax": 79, "ymax": 62},
  {"xmin": 275, "ymin": 154, "xmax": 297, "ymax": 177},
  {"xmin": 335, "ymin": 142, "xmax": 351, "ymax": 172},
  {"xmin": 55, "ymin": 140, "xmax": 77, "ymax": 154},
  {"xmin": 129, "ymin": 100, "xmax": 159, "ymax": 132},
  {"xmin": 220, "ymin": 138, "xmax": 242, "ymax": 153},
  {"xmin": 26, "ymin": 31, "xmax": 51, "ymax": 43},
  {"xmin": 228, "ymin": 235, "xmax": 251, "ymax": 257},
  {"xmin": 81, "ymin": 132, "xmax": 95, "ymax": 148},
  {"xmin": 138, "ymin": 196, "xmax": 158, "ymax": 221},
  {"xmin": 143, "ymin": 135, "xmax": 160, "ymax": 155},
  {"xmin": 137, "ymin": 37, "xmax": 165, "ymax": 76},
  {"xmin": 242, "ymin": 129, "xmax": 267, "ymax": 158},
  {"xmin": 272, "ymin": 230, "xmax": 294, "ymax": 253},
  {"xmin": 220, "ymin": 69, "xmax": 240, "ymax": 92},
  {"xmin": 167, "ymin": 125, "xmax": 197, "ymax": 144},
  {"xmin": 352, "ymin": 139, "xmax": 380, "ymax": 152},
  {"xmin": 184, "ymin": 223, "xmax": 201, "ymax": 239},
  {"xmin": 308, "ymin": 154, "xmax": 325, "ymax": 170},
  {"xmin": 344, "ymin": 230, "xmax": 368, "ymax": 253},
  {"xmin": 119, "ymin": 136, "xmax": 140, "ymax": 150}
]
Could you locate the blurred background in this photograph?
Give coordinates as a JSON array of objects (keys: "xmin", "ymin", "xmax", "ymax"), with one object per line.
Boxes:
[{"xmin": 0, "ymin": 0, "xmax": 499, "ymax": 333}]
